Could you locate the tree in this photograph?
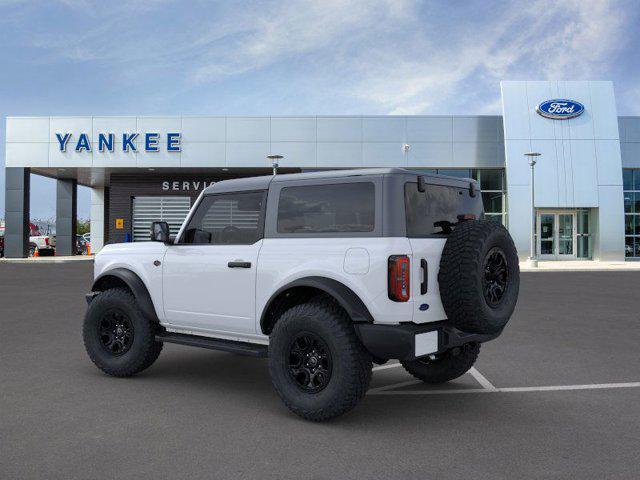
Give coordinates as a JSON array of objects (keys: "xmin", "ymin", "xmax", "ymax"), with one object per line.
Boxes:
[{"xmin": 77, "ymin": 219, "xmax": 90, "ymax": 236}]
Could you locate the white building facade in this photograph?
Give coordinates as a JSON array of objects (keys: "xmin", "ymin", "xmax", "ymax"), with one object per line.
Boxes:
[{"xmin": 4, "ymin": 80, "xmax": 640, "ymax": 260}]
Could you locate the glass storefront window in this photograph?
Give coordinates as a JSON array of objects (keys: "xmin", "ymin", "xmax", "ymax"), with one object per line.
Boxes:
[
  {"xmin": 478, "ymin": 169, "xmax": 503, "ymax": 190},
  {"xmin": 623, "ymin": 169, "xmax": 633, "ymax": 190},
  {"xmin": 482, "ymin": 192, "xmax": 503, "ymax": 213},
  {"xmin": 437, "ymin": 169, "xmax": 471, "ymax": 178},
  {"xmin": 625, "ymin": 215, "xmax": 634, "ymax": 235},
  {"xmin": 624, "ymin": 193, "xmax": 633, "ymax": 213},
  {"xmin": 623, "ymin": 169, "xmax": 640, "ymax": 259},
  {"xmin": 577, "ymin": 209, "xmax": 592, "ymax": 259}
]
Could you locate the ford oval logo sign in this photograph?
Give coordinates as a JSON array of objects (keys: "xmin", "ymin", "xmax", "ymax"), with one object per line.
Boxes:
[{"xmin": 536, "ymin": 99, "xmax": 584, "ymax": 120}]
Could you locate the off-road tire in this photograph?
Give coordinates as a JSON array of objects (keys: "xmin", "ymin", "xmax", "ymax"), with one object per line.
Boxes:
[
  {"xmin": 401, "ymin": 343, "xmax": 480, "ymax": 384},
  {"xmin": 438, "ymin": 219, "xmax": 519, "ymax": 334},
  {"xmin": 268, "ymin": 298, "xmax": 372, "ymax": 421},
  {"xmin": 83, "ymin": 288, "xmax": 163, "ymax": 377}
]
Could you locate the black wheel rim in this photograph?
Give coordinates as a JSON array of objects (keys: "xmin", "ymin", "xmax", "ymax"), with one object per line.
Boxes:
[
  {"xmin": 98, "ymin": 310, "xmax": 134, "ymax": 356},
  {"xmin": 287, "ymin": 332, "xmax": 332, "ymax": 393},
  {"xmin": 483, "ymin": 247, "xmax": 508, "ymax": 307}
]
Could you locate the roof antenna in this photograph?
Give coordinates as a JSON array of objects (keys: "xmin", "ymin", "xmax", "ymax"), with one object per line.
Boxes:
[{"xmin": 267, "ymin": 154, "xmax": 283, "ymax": 176}]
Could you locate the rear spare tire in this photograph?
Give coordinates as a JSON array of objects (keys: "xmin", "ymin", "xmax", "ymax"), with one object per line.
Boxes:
[{"xmin": 438, "ymin": 219, "xmax": 519, "ymax": 334}]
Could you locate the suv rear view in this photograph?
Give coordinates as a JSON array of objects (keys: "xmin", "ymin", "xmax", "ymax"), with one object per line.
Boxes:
[{"xmin": 84, "ymin": 168, "xmax": 519, "ymax": 421}]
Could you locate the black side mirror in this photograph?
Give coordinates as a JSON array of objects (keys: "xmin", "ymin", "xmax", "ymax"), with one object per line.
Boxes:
[{"xmin": 150, "ymin": 221, "xmax": 170, "ymax": 243}]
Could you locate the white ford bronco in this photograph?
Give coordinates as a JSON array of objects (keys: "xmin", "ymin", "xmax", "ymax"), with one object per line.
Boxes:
[{"xmin": 84, "ymin": 168, "xmax": 519, "ymax": 421}]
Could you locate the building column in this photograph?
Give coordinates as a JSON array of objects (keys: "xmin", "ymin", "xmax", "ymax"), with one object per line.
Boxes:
[
  {"xmin": 55, "ymin": 179, "xmax": 77, "ymax": 256},
  {"xmin": 4, "ymin": 168, "xmax": 30, "ymax": 258},
  {"xmin": 90, "ymin": 187, "xmax": 105, "ymax": 253}
]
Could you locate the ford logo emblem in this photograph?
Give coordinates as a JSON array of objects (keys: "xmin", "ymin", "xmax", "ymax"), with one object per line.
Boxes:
[{"xmin": 536, "ymin": 99, "xmax": 584, "ymax": 120}]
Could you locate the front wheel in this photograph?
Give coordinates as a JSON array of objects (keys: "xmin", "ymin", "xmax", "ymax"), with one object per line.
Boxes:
[
  {"xmin": 268, "ymin": 299, "xmax": 372, "ymax": 421},
  {"xmin": 83, "ymin": 288, "xmax": 163, "ymax": 377},
  {"xmin": 401, "ymin": 343, "xmax": 480, "ymax": 384}
]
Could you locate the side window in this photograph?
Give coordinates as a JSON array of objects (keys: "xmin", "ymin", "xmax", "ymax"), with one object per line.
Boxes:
[
  {"xmin": 277, "ymin": 182, "xmax": 375, "ymax": 233},
  {"xmin": 182, "ymin": 192, "xmax": 264, "ymax": 245}
]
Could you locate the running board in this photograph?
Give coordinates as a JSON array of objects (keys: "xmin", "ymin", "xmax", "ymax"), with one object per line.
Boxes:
[{"xmin": 156, "ymin": 332, "xmax": 268, "ymax": 358}]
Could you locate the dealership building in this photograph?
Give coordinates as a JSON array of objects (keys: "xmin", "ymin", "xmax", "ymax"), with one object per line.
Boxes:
[{"xmin": 3, "ymin": 80, "xmax": 640, "ymax": 260}]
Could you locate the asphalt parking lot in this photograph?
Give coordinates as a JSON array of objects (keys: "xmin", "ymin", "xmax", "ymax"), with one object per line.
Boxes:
[{"xmin": 1, "ymin": 263, "xmax": 639, "ymax": 479}]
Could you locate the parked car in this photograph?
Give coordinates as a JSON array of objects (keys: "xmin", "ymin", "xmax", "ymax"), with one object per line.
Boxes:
[
  {"xmin": 76, "ymin": 235, "xmax": 89, "ymax": 255},
  {"xmin": 83, "ymin": 169, "xmax": 520, "ymax": 421},
  {"xmin": 29, "ymin": 223, "xmax": 55, "ymax": 256},
  {"xmin": 0, "ymin": 226, "xmax": 4, "ymax": 257}
]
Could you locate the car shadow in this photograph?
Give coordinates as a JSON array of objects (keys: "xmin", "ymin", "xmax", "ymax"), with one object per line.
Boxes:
[{"xmin": 108, "ymin": 346, "xmax": 539, "ymax": 428}]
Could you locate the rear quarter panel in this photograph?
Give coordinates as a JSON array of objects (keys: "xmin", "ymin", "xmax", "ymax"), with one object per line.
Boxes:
[{"xmin": 256, "ymin": 237, "xmax": 416, "ymax": 327}]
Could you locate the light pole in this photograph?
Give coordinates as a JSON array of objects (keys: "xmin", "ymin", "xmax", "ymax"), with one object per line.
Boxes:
[
  {"xmin": 267, "ymin": 154, "xmax": 283, "ymax": 176},
  {"xmin": 402, "ymin": 144, "xmax": 410, "ymax": 164},
  {"xmin": 525, "ymin": 152, "xmax": 541, "ymax": 267}
]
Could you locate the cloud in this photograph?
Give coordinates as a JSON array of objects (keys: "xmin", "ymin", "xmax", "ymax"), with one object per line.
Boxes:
[
  {"xmin": 349, "ymin": 0, "xmax": 630, "ymax": 113},
  {"xmin": 7, "ymin": 0, "xmax": 636, "ymax": 114}
]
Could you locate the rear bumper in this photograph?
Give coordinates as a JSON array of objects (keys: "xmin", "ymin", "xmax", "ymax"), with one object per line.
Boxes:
[{"xmin": 354, "ymin": 321, "xmax": 501, "ymax": 361}]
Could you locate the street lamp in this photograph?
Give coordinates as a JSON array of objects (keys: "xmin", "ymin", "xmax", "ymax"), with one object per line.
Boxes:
[
  {"xmin": 525, "ymin": 152, "xmax": 541, "ymax": 267},
  {"xmin": 267, "ymin": 154, "xmax": 283, "ymax": 176}
]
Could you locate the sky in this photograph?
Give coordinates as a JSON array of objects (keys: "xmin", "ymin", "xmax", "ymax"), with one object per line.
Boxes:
[{"xmin": 1, "ymin": 0, "xmax": 639, "ymax": 220}]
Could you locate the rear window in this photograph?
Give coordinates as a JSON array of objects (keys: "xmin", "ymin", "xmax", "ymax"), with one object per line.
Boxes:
[
  {"xmin": 405, "ymin": 182, "xmax": 483, "ymax": 237},
  {"xmin": 277, "ymin": 183, "xmax": 375, "ymax": 233}
]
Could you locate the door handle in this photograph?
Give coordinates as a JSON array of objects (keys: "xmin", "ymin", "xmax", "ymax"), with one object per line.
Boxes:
[
  {"xmin": 228, "ymin": 261, "xmax": 251, "ymax": 268},
  {"xmin": 420, "ymin": 259, "xmax": 428, "ymax": 295}
]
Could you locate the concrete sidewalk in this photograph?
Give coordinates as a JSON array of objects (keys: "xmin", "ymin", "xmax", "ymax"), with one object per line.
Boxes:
[
  {"xmin": 520, "ymin": 260, "xmax": 640, "ymax": 272},
  {"xmin": 0, "ymin": 255, "xmax": 94, "ymax": 264}
]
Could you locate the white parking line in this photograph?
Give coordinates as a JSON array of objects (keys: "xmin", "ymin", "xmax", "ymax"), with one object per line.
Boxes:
[
  {"xmin": 370, "ymin": 363, "xmax": 496, "ymax": 391},
  {"xmin": 372, "ymin": 362, "xmax": 402, "ymax": 372},
  {"xmin": 498, "ymin": 382, "xmax": 640, "ymax": 393},
  {"xmin": 468, "ymin": 367, "xmax": 497, "ymax": 391},
  {"xmin": 368, "ymin": 381, "xmax": 640, "ymax": 396}
]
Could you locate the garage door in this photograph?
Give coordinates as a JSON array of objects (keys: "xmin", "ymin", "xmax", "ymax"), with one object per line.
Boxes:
[{"xmin": 132, "ymin": 196, "xmax": 191, "ymax": 242}]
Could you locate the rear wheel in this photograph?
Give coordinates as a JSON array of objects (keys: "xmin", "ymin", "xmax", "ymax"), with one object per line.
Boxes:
[
  {"xmin": 268, "ymin": 298, "xmax": 372, "ymax": 421},
  {"xmin": 83, "ymin": 288, "xmax": 163, "ymax": 377},
  {"xmin": 401, "ymin": 343, "xmax": 480, "ymax": 384}
]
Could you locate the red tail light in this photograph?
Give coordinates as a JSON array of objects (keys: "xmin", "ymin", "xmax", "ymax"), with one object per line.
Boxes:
[
  {"xmin": 44, "ymin": 237, "xmax": 49, "ymax": 246},
  {"xmin": 388, "ymin": 255, "xmax": 410, "ymax": 302}
]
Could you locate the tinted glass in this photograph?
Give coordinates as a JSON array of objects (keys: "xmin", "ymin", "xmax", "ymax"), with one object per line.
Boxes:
[
  {"xmin": 437, "ymin": 169, "xmax": 471, "ymax": 178},
  {"xmin": 182, "ymin": 192, "xmax": 264, "ymax": 245},
  {"xmin": 625, "ymin": 237, "xmax": 636, "ymax": 258},
  {"xmin": 277, "ymin": 183, "xmax": 375, "ymax": 233},
  {"xmin": 624, "ymin": 193, "xmax": 634, "ymax": 213},
  {"xmin": 405, "ymin": 182, "xmax": 483, "ymax": 236},
  {"xmin": 479, "ymin": 169, "xmax": 503, "ymax": 190},
  {"xmin": 623, "ymin": 169, "xmax": 633, "ymax": 190},
  {"xmin": 625, "ymin": 215, "xmax": 634, "ymax": 235},
  {"xmin": 482, "ymin": 192, "xmax": 502, "ymax": 213}
]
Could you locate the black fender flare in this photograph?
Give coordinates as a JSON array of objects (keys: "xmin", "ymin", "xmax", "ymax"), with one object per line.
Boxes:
[
  {"xmin": 91, "ymin": 268, "xmax": 159, "ymax": 322},
  {"xmin": 259, "ymin": 276, "xmax": 374, "ymax": 333}
]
